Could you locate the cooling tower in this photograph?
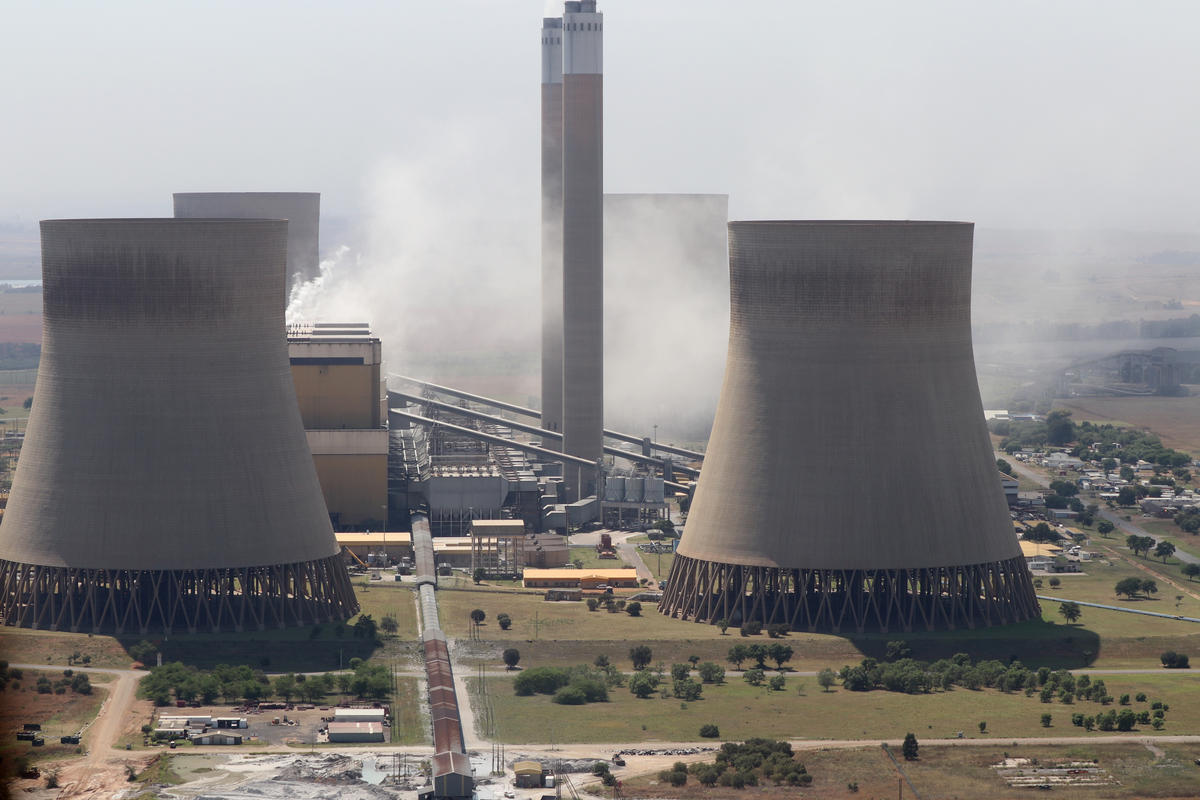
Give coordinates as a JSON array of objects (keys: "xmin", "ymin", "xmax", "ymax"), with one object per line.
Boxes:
[
  {"xmin": 660, "ymin": 221, "xmax": 1039, "ymax": 633},
  {"xmin": 541, "ymin": 16, "xmax": 564, "ymax": 446},
  {"xmin": 173, "ymin": 192, "xmax": 320, "ymax": 290},
  {"xmin": 0, "ymin": 219, "xmax": 358, "ymax": 634},
  {"xmin": 560, "ymin": 0, "xmax": 603, "ymax": 499}
]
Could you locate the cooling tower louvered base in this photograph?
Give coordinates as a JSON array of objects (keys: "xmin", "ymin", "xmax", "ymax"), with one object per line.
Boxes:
[
  {"xmin": 0, "ymin": 554, "xmax": 358, "ymax": 634},
  {"xmin": 659, "ymin": 554, "xmax": 1040, "ymax": 633}
]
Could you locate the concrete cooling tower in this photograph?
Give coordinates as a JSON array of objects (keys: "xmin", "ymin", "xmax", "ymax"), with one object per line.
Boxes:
[
  {"xmin": 173, "ymin": 192, "xmax": 320, "ymax": 290},
  {"xmin": 659, "ymin": 221, "xmax": 1039, "ymax": 633},
  {"xmin": 0, "ymin": 219, "xmax": 358, "ymax": 633}
]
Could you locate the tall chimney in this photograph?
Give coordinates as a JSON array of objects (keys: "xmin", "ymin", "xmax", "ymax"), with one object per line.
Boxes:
[
  {"xmin": 540, "ymin": 17, "xmax": 564, "ymax": 448},
  {"xmin": 560, "ymin": 0, "xmax": 603, "ymax": 499}
]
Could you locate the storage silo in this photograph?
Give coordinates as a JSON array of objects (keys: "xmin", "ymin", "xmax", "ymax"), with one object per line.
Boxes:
[
  {"xmin": 173, "ymin": 192, "xmax": 320, "ymax": 290},
  {"xmin": 659, "ymin": 221, "xmax": 1039, "ymax": 632},
  {"xmin": 0, "ymin": 219, "xmax": 358, "ymax": 633}
]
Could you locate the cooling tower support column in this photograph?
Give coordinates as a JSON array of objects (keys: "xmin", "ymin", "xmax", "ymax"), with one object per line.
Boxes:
[
  {"xmin": 541, "ymin": 16, "xmax": 564, "ymax": 448},
  {"xmin": 560, "ymin": 0, "xmax": 604, "ymax": 500},
  {"xmin": 659, "ymin": 221, "xmax": 1040, "ymax": 633},
  {"xmin": 0, "ymin": 219, "xmax": 358, "ymax": 634}
]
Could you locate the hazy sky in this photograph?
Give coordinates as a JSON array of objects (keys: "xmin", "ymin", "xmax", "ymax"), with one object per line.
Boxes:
[{"xmin": 3, "ymin": 0, "xmax": 1198, "ymax": 233}]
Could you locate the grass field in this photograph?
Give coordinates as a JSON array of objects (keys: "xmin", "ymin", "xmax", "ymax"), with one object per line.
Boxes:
[
  {"xmin": 439, "ymin": 570, "xmax": 1200, "ymax": 672},
  {"xmin": 622, "ymin": 743, "xmax": 1200, "ymax": 799},
  {"xmin": 0, "ymin": 580, "xmax": 423, "ymax": 674},
  {"xmin": 1057, "ymin": 392, "xmax": 1200, "ymax": 456},
  {"xmin": 569, "ymin": 545, "xmax": 630, "ymax": 570},
  {"xmin": 472, "ymin": 672, "xmax": 1200, "ymax": 745},
  {"xmin": 0, "ymin": 670, "xmax": 107, "ymax": 768},
  {"xmin": 392, "ymin": 676, "xmax": 428, "ymax": 745}
]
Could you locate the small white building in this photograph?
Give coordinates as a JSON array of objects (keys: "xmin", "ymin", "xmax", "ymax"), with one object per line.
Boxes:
[
  {"xmin": 328, "ymin": 722, "xmax": 384, "ymax": 743},
  {"xmin": 190, "ymin": 731, "xmax": 244, "ymax": 745}
]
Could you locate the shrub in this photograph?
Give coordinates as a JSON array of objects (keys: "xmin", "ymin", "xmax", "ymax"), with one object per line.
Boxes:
[
  {"xmin": 625, "ymin": 601, "xmax": 642, "ymax": 617},
  {"xmin": 1161, "ymin": 651, "xmax": 1190, "ymax": 668},
  {"xmin": 1136, "ymin": 692, "xmax": 1147, "ymax": 702},
  {"xmin": 673, "ymin": 678, "xmax": 702, "ymax": 701},
  {"xmin": 668, "ymin": 770, "xmax": 688, "ymax": 787},
  {"xmin": 766, "ymin": 623, "xmax": 789, "ymax": 638},
  {"xmin": 902, "ymin": 733, "xmax": 919, "ymax": 760},
  {"xmin": 671, "ymin": 663, "xmax": 690, "ymax": 681},
  {"xmin": 629, "ymin": 645, "xmax": 653, "ymax": 670},
  {"xmin": 697, "ymin": 662, "xmax": 725, "ymax": 684},
  {"xmin": 1048, "ymin": 576, "xmax": 1061, "ymax": 588},
  {"xmin": 514, "ymin": 667, "xmax": 570, "ymax": 696},
  {"xmin": 1119, "ymin": 693, "xmax": 1130, "ymax": 705},
  {"xmin": 699, "ymin": 724, "xmax": 720, "ymax": 738},
  {"xmin": 1041, "ymin": 713, "xmax": 1052, "ymax": 728},
  {"xmin": 768, "ymin": 675, "xmax": 786, "ymax": 692},
  {"xmin": 502, "ymin": 648, "xmax": 521, "ymax": 670},
  {"xmin": 553, "ymin": 685, "xmax": 587, "ymax": 705},
  {"xmin": 586, "ymin": 598, "xmax": 599, "ymax": 611},
  {"xmin": 497, "ymin": 613, "xmax": 512, "ymax": 630},
  {"xmin": 740, "ymin": 621, "xmax": 762, "ymax": 637},
  {"xmin": 743, "ymin": 668, "xmax": 765, "ymax": 686}
]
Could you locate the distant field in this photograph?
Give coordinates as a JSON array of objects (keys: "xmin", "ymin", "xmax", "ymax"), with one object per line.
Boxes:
[
  {"xmin": 1057, "ymin": 391, "xmax": 1200, "ymax": 455},
  {"xmin": 623, "ymin": 743, "xmax": 1200, "ymax": 800},
  {"xmin": 0, "ymin": 670, "xmax": 107, "ymax": 766},
  {"xmin": 471, "ymin": 672, "xmax": 1200, "ymax": 745}
]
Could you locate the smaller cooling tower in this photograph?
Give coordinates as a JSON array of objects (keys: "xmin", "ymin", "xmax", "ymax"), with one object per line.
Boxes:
[
  {"xmin": 173, "ymin": 192, "xmax": 320, "ymax": 290},
  {"xmin": 0, "ymin": 219, "xmax": 358, "ymax": 634},
  {"xmin": 660, "ymin": 221, "xmax": 1039, "ymax": 633}
]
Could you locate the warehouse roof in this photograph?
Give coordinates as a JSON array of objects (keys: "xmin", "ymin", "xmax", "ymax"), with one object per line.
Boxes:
[
  {"xmin": 522, "ymin": 568, "xmax": 638, "ymax": 580},
  {"xmin": 1018, "ymin": 540, "xmax": 1061, "ymax": 558},
  {"xmin": 334, "ymin": 532, "xmax": 412, "ymax": 547},
  {"xmin": 328, "ymin": 722, "xmax": 383, "ymax": 735},
  {"xmin": 513, "ymin": 760, "xmax": 543, "ymax": 775}
]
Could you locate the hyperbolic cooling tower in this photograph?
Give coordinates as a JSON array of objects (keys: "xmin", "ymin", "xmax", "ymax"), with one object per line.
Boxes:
[
  {"xmin": 0, "ymin": 219, "xmax": 359, "ymax": 633},
  {"xmin": 540, "ymin": 16, "xmax": 564, "ymax": 446},
  {"xmin": 173, "ymin": 192, "xmax": 321, "ymax": 291},
  {"xmin": 560, "ymin": 0, "xmax": 604, "ymax": 499},
  {"xmin": 659, "ymin": 221, "xmax": 1040, "ymax": 633}
]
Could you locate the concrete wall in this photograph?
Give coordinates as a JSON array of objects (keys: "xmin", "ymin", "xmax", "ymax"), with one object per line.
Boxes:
[
  {"xmin": 677, "ymin": 221, "xmax": 1022, "ymax": 570},
  {"xmin": 173, "ymin": 192, "xmax": 320, "ymax": 290},
  {"xmin": 291, "ymin": 362, "xmax": 381, "ymax": 429},
  {"xmin": 0, "ymin": 219, "xmax": 338, "ymax": 570},
  {"xmin": 313, "ymin": 454, "xmax": 388, "ymax": 527}
]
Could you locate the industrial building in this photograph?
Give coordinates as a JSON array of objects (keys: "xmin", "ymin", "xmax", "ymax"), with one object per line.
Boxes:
[
  {"xmin": 469, "ymin": 520, "xmax": 569, "ymax": 574},
  {"xmin": 173, "ymin": 192, "xmax": 321, "ymax": 290},
  {"xmin": 0, "ymin": 219, "xmax": 358, "ymax": 633},
  {"xmin": 288, "ymin": 322, "xmax": 389, "ymax": 530},
  {"xmin": 659, "ymin": 221, "xmax": 1040, "ymax": 632},
  {"xmin": 522, "ymin": 567, "xmax": 639, "ymax": 590},
  {"xmin": 327, "ymin": 722, "xmax": 385, "ymax": 743}
]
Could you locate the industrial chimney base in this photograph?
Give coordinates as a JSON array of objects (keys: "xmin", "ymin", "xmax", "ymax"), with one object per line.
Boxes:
[
  {"xmin": 0, "ymin": 554, "xmax": 359, "ymax": 635},
  {"xmin": 658, "ymin": 554, "xmax": 1041, "ymax": 634}
]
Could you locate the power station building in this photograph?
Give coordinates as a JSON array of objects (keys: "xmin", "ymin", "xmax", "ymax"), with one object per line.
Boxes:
[
  {"xmin": 659, "ymin": 221, "xmax": 1040, "ymax": 633},
  {"xmin": 288, "ymin": 322, "xmax": 389, "ymax": 530},
  {"xmin": 173, "ymin": 192, "xmax": 321, "ymax": 290},
  {"xmin": 0, "ymin": 219, "xmax": 357, "ymax": 633}
]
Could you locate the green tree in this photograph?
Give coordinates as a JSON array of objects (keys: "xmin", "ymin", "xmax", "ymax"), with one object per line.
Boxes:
[
  {"xmin": 727, "ymin": 644, "xmax": 750, "ymax": 669},
  {"xmin": 715, "ymin": 618, "xmax": 729, "ymax": 635},
  {"xmin": 1140, "ymin": 578, "xmax": 1158, "ymax": 597},
  {"xmin": 1183, "ymin": 563, "xmax": 1200, "ymax": 581},
  {"xmin": 697, "ymin": 662, "xmax": 725, "ymax": 684},
  {"xmin": 353, "ymin": 614, "xmax": 378, "ymax": 640},
  {"xmin": 1041, "ymin": 713, "xmax": 1053, "ymax": 728},
  {"xmin": 978, "ymin": 720, "xmax": 987, "ymax": 734},
  {"xmin": 625, "ymin": 601, "xmax": 642, "ymax": 616},
  {"xmin": 273, "ymin": 673, "xmax": 297, "ymax": 702},
  {"xmin": 1118, "ymin": 486, "xmax": 1139, "ymax": 506},
  {"xmin": 502, "ymin": 648, "xmax": 520, "ymax": 670},
  {"xmin": 497, "ymin": 613, "xmax": 512, "ymax": 630},
  {"xmin": 1155, "ymin": 540, "xmax": 1176, "ymax": 562},
  {"xmin": 469, "ymin": 608, "xmax": 486, "ymax": 625},
  {"xmin": 629, "ymin": 670, "xmax": 659, "ymax": 698},
  {"xmin": 629, "ymin": 645, "xmax": 653, "ymax": 670},
  {"xmin": 1045, "ymin": 410, "xmax": 1075, "ymax": 445},
  {"xmin": 768, "ymin": 643, "xmax": 794, "ymax": 670},
  {"xmin": 1115, "ymin": 577, "xmax": 1143, "ymax": 599},
  {"xmin": 1058, "ymin": 601, "xmax": 1082, "ymax": 624},
  {"xmin": 817, "ymin": 668, "xmax": 837, "ymax": 692},
  {"xmin": 472, "ymin": 568, "xmax": 486, "ymax": 584},
  {"xmin": 768, "ymin": 675, "xmax": 786, "ymax": 692},
  {"xmin": 747, "ymin": 643, "xmax": 768, "ymax": 669},
  {"xmin": 1097, "ymin": 520, "xmax": 1115, "ymax": 537},
  {"xmin": 22, "ymin": 396, "xmax": 32, "ymax": 410},
  {"xmin": 743, "ymin": 668, "xmax": 765, "ymax": 686},
  {"xmin": 379, "ymin": 615, "xmax": 399, "ymax": 635},
  {"xmin": 996, "ymin": 458, "xmax": 1014, "ymax": 476},
  {"xmin": 901, "ymin": 732, "xmax": 919, "ymax": 761}
]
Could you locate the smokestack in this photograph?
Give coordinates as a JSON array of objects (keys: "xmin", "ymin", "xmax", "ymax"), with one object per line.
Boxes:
[
  {"xmin": 541, "ymin": 17, "xmax": 564, "ymax": 448},
  {"xmin": 659, "ymin": 221, "xmax": 1040, "ymax": 633},
  {"xmin": 560, "ymin": 0, "xmax": 603, "ymax": 499}
]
